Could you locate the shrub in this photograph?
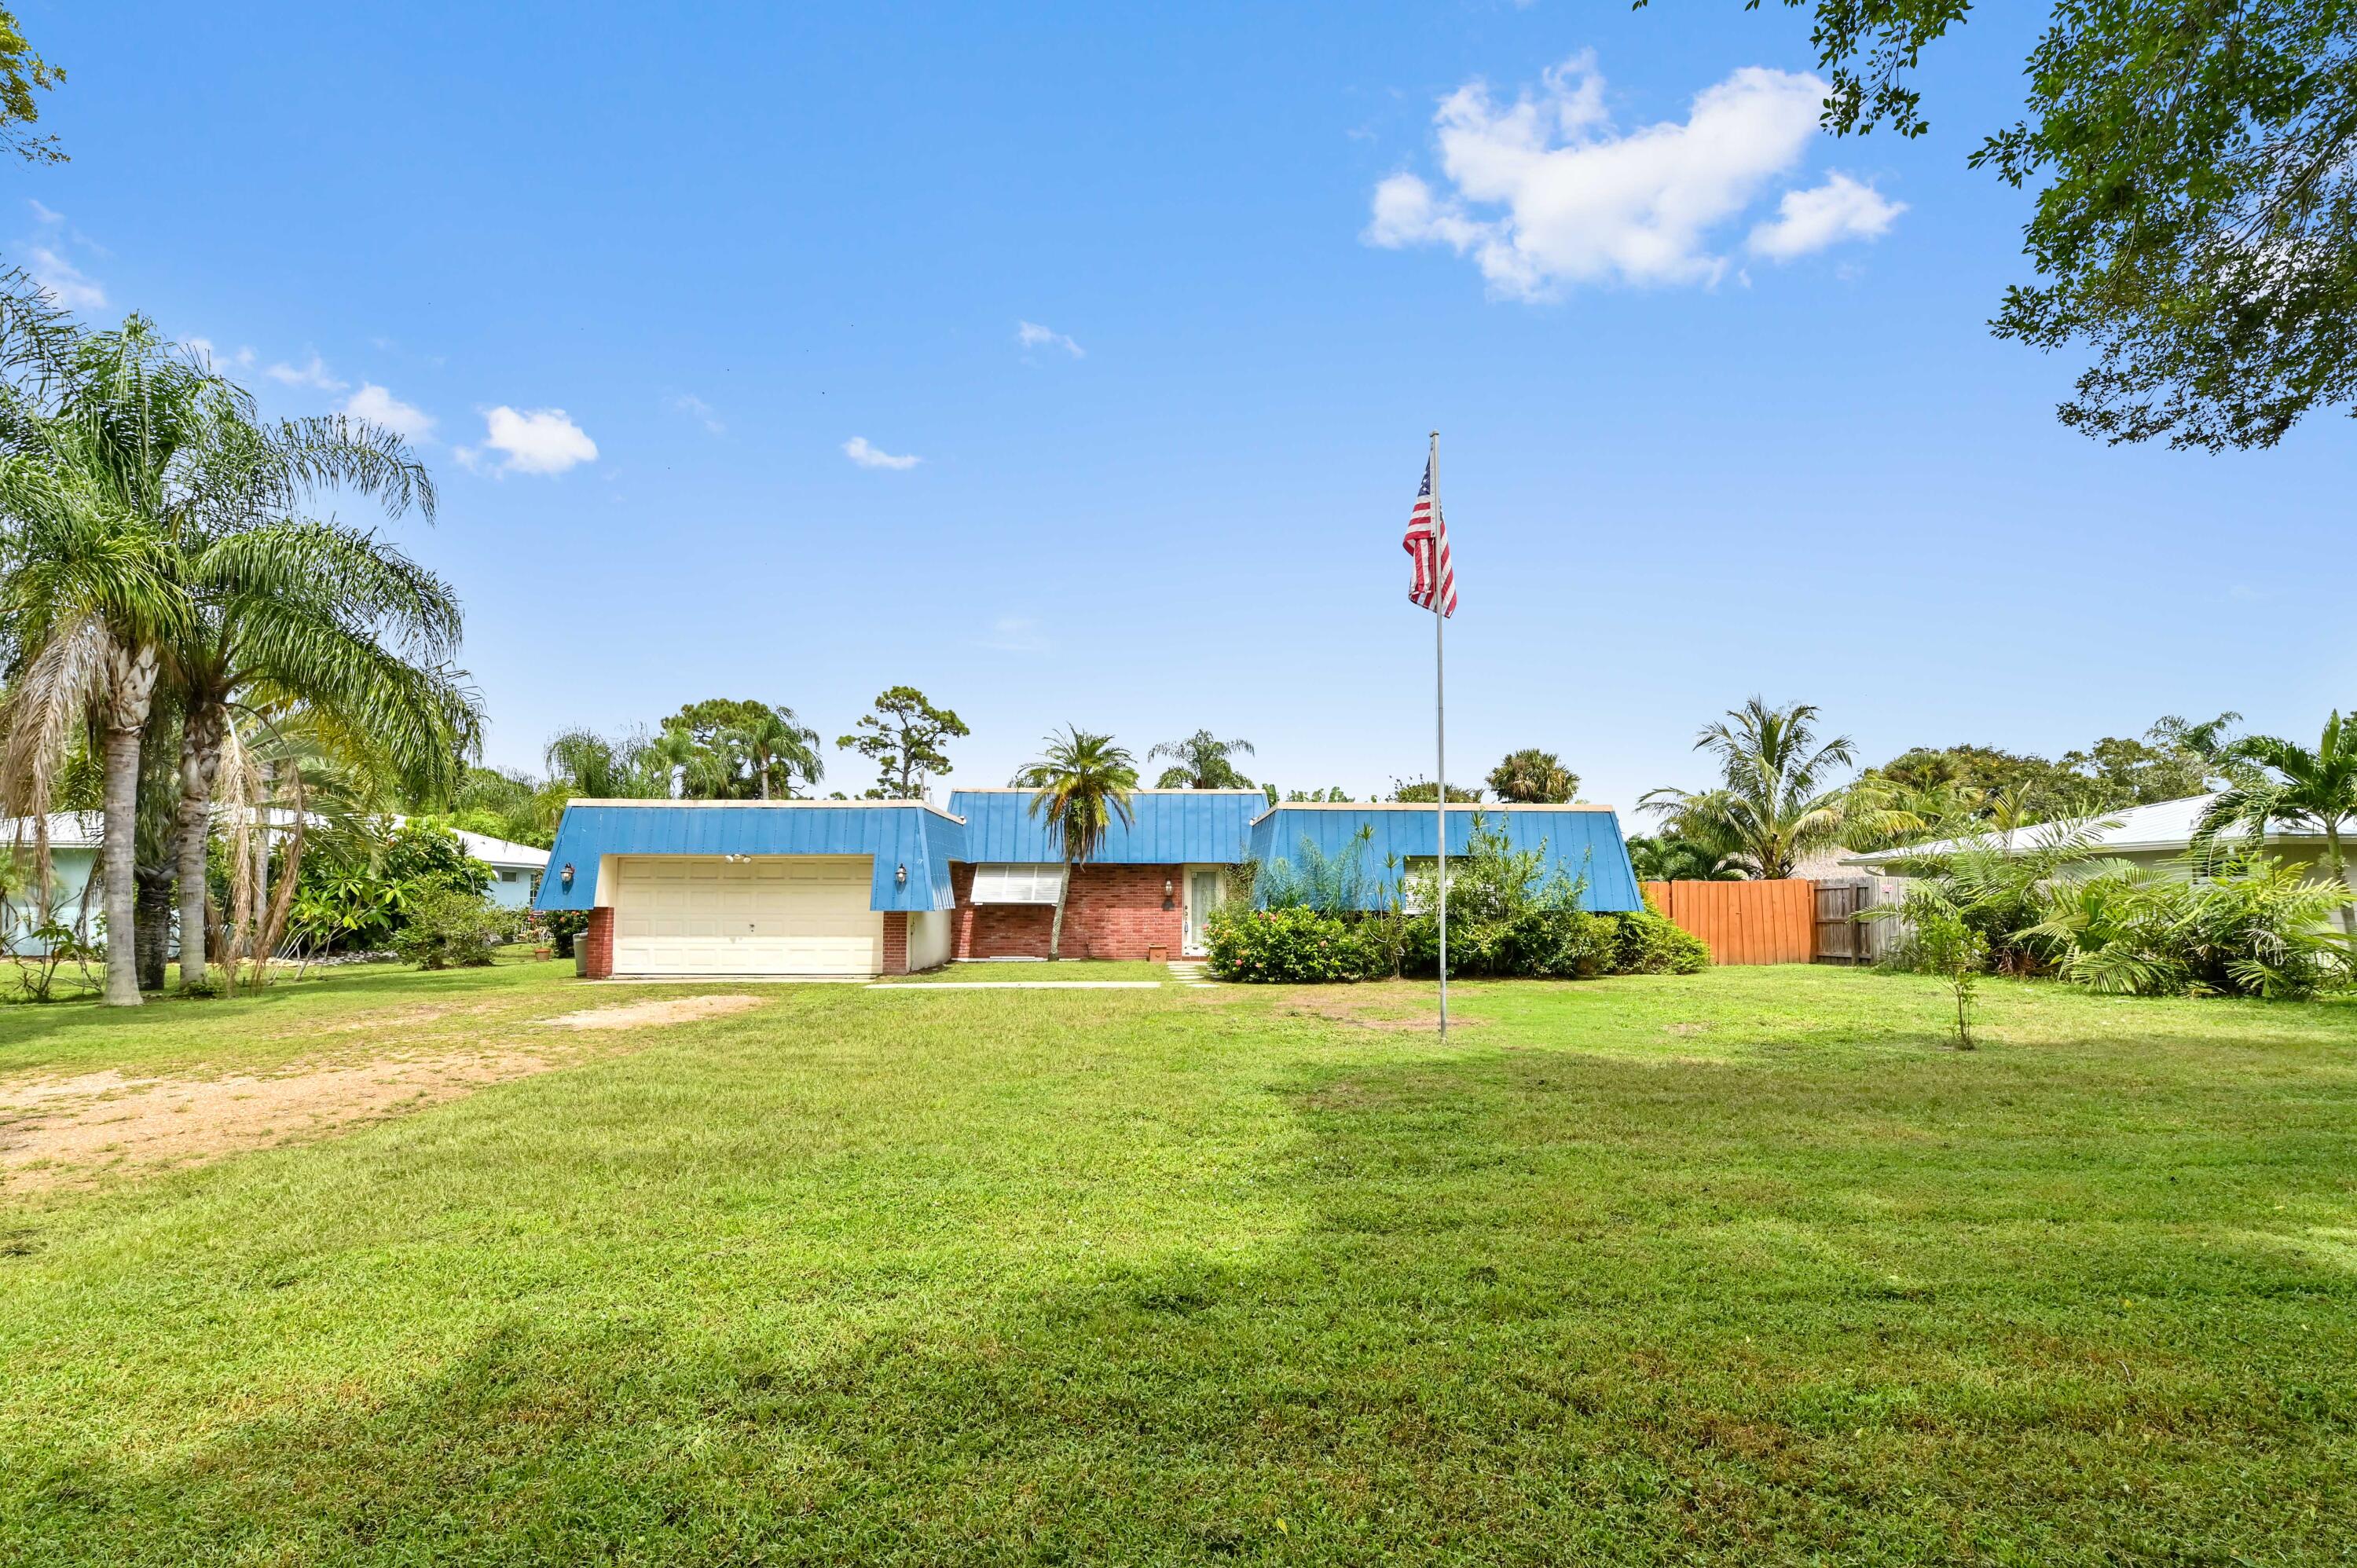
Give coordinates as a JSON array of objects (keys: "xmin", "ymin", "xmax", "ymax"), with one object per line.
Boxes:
[
  {"xmin": 2017, "ymin": 852, "xmax": 2352, "ymax": 998},
  {"xmin": 1206, "ymin": 904, "xmax": 1380, "ymax": 984},
  {"xmin": 1609, "ymin": 908, "xmax": 1710, "ymax": 975},
  {"xmin": 287, "ymin": 822, "xmax": 493, "ymax": 954},
  {"xmin": 390, "ymin": 887, "xmax": 525, "ymax": 970}
]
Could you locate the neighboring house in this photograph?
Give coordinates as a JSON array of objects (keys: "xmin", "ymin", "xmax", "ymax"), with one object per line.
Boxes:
[
  {"xmin": 1840, "ymin": 793, "xmax": 2357, "ymax": 893},
  {"xmin": 534, "ymin": 790, "xmax": 1642, "ymax": 979},
  {"xmin": 443, "ymin": 829, "xmax": 549, "ymax": 909},
  {"xmin": 0, "ymin": 813, "xmax": 103, "ymax": 954},
  {"xmin": 0, "ymin": 815, "xmax": 548, "ymax": 954}
]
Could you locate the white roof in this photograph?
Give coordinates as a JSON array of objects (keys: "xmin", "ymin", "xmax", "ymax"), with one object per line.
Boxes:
[
  {"xmin": 1, "ymin": 813, "xmax": 105, "ymax": 850},
  {"xmin": 0, "ymin": 814, "xmax": 547, "ymax": 870},
  {"xmin": 450, "ymin": 829, "xmax": 548, "ymax": 870},
  {"xmin": 1845, "ymin": 793, "xmax": 2355, "ymax": 866}
]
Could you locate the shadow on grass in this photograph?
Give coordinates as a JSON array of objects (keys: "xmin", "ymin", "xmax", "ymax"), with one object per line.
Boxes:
[{"xmin": 8, "ymin": 1031, "xmax": 2354, "ymax": 1564}]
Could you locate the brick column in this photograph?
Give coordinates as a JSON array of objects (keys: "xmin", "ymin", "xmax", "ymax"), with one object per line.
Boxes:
[
  {"xmin": 583, "ymin": 907, "xmax": 614, "ymax": 979},
  {"xmin": 882, "ymin": 910, "xmax": 909, "ymax": 976}
]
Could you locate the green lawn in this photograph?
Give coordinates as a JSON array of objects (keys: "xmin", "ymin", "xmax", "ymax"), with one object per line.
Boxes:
[{"xmin": 2, "ymin": 962, "xmax": 2354, "ymax": 1563}]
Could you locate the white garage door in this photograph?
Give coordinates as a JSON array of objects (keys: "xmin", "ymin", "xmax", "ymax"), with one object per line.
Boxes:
[{"xmin": 612, "ymin": 855, "xmax": 881, "ymax": 976}]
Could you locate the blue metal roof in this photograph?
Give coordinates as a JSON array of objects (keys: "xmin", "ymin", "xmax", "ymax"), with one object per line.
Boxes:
[
  {"xmin": 947, "ymin": 789, "xmax": 1261, "ymax": 865},
  {"xmin": 534, "ymin": 802, "xmax": 966, "ymax": 914},
  {"xmin": 1245, "ymin": 804, "xmax": 1643, "ymax": 913}
]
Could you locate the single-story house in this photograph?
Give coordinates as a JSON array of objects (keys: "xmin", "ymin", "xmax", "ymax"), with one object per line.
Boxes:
[
  {"xmin": 534, "ymin": 790, "xmax": 1642, "ymax": 979},
  {"xmin": 442, "ymin": 829, "xmax": 550, "ymax": 908},
  {"xmin": 1840, "ymin": 793, "xmax": 2357, "ymax": 894},
  {"xmin": 1, "ymin": 813, "xmax": 102, "ymax": 954}
]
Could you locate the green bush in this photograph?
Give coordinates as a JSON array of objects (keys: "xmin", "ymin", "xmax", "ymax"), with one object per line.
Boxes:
[
  {"xmin": 2016, "ymin": 853, "xmax": 2352, "ymax": 998},
  {"xmin": 1206, "ymin": 904, "xmax": 1380, "ymax": 984},
  {"xmin": 287, "ymin": 822, "xmax": 493, "ymax": 954},
  {"xmin": 1609, "ymin": 908, "xmax": 1710, "ymax": 975},
  {"xmin": 390, "ymin": 887, "xmax": 526, "ymax": 970}
]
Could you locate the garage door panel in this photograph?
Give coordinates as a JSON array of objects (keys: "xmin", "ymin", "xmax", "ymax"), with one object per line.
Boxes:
[{"xmin": 611, "ymin": 854, "xmax": 880, "ymax": 975}]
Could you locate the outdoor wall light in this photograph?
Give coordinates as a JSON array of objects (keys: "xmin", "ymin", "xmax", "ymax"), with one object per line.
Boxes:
[
  {"xmin": 559, "ymin": 863, "xmax": 575, "ymax": 890},
  {"xmin": 896, "ymin": 863, "xmax": 908, "ymax": 886},
  {"xmin": 1163, "ymin": 877, "xmax": 1175, "ymax": 911}
]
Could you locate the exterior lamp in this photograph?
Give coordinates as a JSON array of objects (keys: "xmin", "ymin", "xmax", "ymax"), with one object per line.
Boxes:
[
  {"xmin": 896, "ymin": 863, "xmax": 908, "ymax": 886},
  {"xmin": 1162, "ymin": 877, "xmax": 1175, "ymax": 910},
  {"xmin": 559, "ymin": 863, "xmax": 575, "ymax": 891}
]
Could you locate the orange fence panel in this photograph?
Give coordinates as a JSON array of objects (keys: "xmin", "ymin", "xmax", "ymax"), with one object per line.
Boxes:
[{"xmin": 1639, "ymin": 878, "xmax": 1816, "ymax": 965}]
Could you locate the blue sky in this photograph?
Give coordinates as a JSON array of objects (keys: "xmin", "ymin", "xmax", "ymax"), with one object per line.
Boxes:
[{"xmin": 17, "ymin": 2, "xmax": 2350, "ymax": 812}]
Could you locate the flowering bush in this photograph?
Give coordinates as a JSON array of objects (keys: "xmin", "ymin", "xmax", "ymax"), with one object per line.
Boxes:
[{"xmin": 1205, "ymin": 904, "xmax": 1381, "ymax": 984}]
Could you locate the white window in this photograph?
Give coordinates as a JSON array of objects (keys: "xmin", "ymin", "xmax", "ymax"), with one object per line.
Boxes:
[
  {"xmin": 970, "ymin": 864, "xmax": 1066, "ymax": 904},
  {"xmin": 500, "ymin": 870, "xmax": 521, "ymax": 882}
]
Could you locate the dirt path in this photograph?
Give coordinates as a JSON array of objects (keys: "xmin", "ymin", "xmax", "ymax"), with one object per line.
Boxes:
[
  {"xmin": 0, "ymin": 1049, "xmax": 565, "ymax": 1194},
  {"xmin": 0, "ymin": 993, "xmax": 767, "ymax": 1193}
]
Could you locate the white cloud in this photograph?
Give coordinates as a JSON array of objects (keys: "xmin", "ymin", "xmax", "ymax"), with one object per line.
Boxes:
[
  {"xmin": 978, "ymin": 615, "xmax": 1049, "ymax": 653},
  {"xmin": 671, "ymin": 392, "xmax": 724, "ymax": 434},
  {"xmin": 1016, "ymin": 321, "xmax": 1085, "ymax": 358},
  {"xmin": 266, "ymin": 353, "xmax": 348, "ymax": 392},
  {"xmin": 1747, "ymin": 172, "xmax": 1905, "ymax": 261},
  {"xmin": 25, "ymin": 244, "xmax": 103, "ymax": 310},
  {"xmin": 842, "ymin": 435, "xmax": 920, "ymax": 471},
  {"xmin": 1364, "ymin": 53, "xmax": 1898, "ymax": 296},
  {"xmin": 458, "ymin": 405, "xmax": 598, "ymax": 476},
  {"xmin": 343, "ymin": 382, "xmax": 436, "ymax": 440}
]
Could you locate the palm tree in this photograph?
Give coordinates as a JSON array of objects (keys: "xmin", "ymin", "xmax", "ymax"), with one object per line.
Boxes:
[
  {"xmin": 1013, "ymin": 727, "xmax": 1140, "ymax": 958},
  {"xmin": 735, "ymin": 705, "xmax": 823, "ymax": 799},
  {"xmin": 0, "ymin": 316, "xmax": 457, "ymax": 997},
  {"xmin": 544, "ymin": 727, "xmax": 665, "ymax": 800},
  {"xmin": 1487, "ymin": 748, "xmax": 1579, "ymax": 804},
  {"xmin": 0, "ymin": 350, "xmax": 204, "ymax": 1003},
  {"xmin": 1148, "ymin": 729, "xmax": 1254, "ymax": 789},
  {"xmin": 1641, "ymin": 698, "xmax": 1872, "ymax": 880},
  {"xmin": 2194, "ymin": 711, "xmax": 2357, "ymax": 936},
  {"xmin": 165, "ymin": 516, "xmax": 478, "ymax": 986}
]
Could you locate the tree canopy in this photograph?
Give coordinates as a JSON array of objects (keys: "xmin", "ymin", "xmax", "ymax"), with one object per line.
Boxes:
[
  {"xmin": 1715, "ymin": 0, "xmax": 2357, "ymax": 449},
  {"xmin": 838, "ymin": 686, "xmax": 967, "ymax": 799}
]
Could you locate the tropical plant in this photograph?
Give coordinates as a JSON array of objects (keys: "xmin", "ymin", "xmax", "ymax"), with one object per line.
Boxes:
[
  {"xmin": 1389, "ymin": 777, "xmax": 1479, "ymax": 803},
  {"xmin": 1149, "ymin": 730, "xmax": 1255, "ymax": 789},
  {"xmin": 286, "ymin": 820, "xmax": 491, "ymax": 954},
  {"xmin": 662, "ymin": 698, "xmax": 823, "ymax": 800},
  {"xmin": 543, "ymin": 727, "xmax": 665, "ymax": 800},
  {"xmin": 1011, "ymin": 727, "xmax": 1138, "ymax": 958},
  {"xmin": 1625, "ymin": 832, "xmax": 1741, "ymax": 883},
  {"xmin": 390, "ymin": 885, "xmax": 524, "ymax": 970},
  {"xmin": 0, "ymin": 312, "xmax": 215, "ymax": 1003},
  {"xmin": 839, "ymin": 686, "xmax": 967, "ymax": 798},
  {"xmin": 1906, "ymin": 892, "xmax": 1989, "ymax": 1050},
  {"xmin": 1643, "ymin": 698, "xmax": 1893, "ymax": 880},
  {"xmin": 1486, "ymin": 748, "xmax": 1578, "ymax": 804},
  {"xmin": 2017, "ymin": 852, "xmax": 2352, "ymax": 1000},
  {"xmin": 2194, "ymin": 711, "xmax": 2357, "ymax": 937},
  {"xmin": 162, "ymin": 484, "xmax": 474, "ymax": 989}
]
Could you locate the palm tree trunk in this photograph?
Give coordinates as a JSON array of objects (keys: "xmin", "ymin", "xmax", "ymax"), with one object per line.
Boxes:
[
  {"xmin": 175, "ymin": 706, "xmax": 225, "ymax": 987},
  {"xmin": 248, "ymin": 758, "xmax": 273, "ymax": 965},
  {"xmin": 134, "ymin": 865, "xmax": 172, "ymax": 989},
  {"xmin": 1049, "ymin": 864, "xmax": 1069, "ymax": 959},
  {"xmin": 98, "ymin": 646, "xmax": 159, "ymax": 1006},
  {"xmin": 2328, "ymin": 824, "xmax": 2353, "ymax": 940}
]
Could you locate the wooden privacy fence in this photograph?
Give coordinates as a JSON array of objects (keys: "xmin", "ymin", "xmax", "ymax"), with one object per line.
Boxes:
[{"xmin": 1640, "ymin": 878, "xmax": 1817, "ymax": 965}]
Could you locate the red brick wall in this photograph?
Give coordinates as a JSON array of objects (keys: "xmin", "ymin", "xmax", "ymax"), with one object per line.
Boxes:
[
  {"xmin": 882, "ymin": 910, "xmax": 908, "ymax": 976},
  {"xmin": 953, "ymin": 863, "xmax": 1182, "ymax": 961},
  {"xmin": 583, "ymin": 907, "xmax": 614, "ymax": 979}
]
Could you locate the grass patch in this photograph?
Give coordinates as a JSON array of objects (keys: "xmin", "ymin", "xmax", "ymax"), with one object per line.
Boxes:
[{"xmin": 1, "ymin": 963, "xmax": 2353, "ymax": 1563}]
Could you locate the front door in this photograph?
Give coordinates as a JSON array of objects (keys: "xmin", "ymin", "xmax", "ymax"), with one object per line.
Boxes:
[{"xmin": 1184, "ymin": 868, "xmax": 1222, "ymax": 955}]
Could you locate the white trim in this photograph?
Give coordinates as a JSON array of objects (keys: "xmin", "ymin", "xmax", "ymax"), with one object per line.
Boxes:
[{"xmin": 1247, "ymin": 800, "xmax": 1616, "ymax": 826}]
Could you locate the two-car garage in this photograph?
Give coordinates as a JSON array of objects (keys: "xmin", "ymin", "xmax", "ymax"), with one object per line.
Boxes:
[
  {"xmin": 610, "ymin": 855, "xmax": 882, "ymax": 976},
  {"xmin": 541, "ymin": 800, "xmax": 965, "ymax": 981}
]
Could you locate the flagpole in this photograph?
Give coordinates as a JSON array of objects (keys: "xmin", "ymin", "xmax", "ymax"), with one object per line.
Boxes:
[{"xmin": 1430, "ymin": 430, "xmax": 1447, "ymax": 1042}]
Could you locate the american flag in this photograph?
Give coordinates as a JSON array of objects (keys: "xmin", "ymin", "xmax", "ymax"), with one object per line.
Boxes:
[{"xmin": 1403, "ymin": 449, "xmax": 1457, "ymax": 617}]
